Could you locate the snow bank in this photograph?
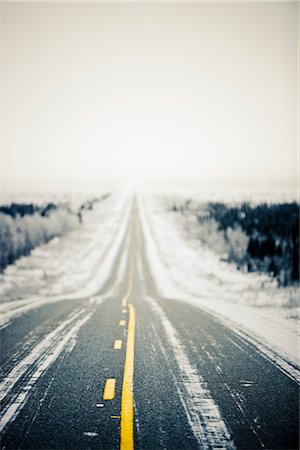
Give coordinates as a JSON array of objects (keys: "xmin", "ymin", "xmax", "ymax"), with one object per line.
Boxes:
[
  {"xmin": 0, "ymin": 190, "xmax": 130, "ymax": 305},
  {"xmin": 138, "ymin": 192, "xmax": 299, "ymax": 377}
]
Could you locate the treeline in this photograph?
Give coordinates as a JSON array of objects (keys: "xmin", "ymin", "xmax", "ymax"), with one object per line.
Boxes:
[
  {"xmin": 171, "ymin": 200, "xmax": 299, "ymax": 286},
  {"xmin": 0, "ymin": 193, "xmax": 110, "ymax": 271}
]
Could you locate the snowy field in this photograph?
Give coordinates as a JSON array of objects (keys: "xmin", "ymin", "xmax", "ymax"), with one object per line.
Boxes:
[
  {"xmin": 143, "ymin": 184, "xmax": 298, "ymax": 206},
  {"xmin": 1, "ymin": 179, "xmax": 117, "ymax": 210},
  {"xmin": 138, "ymin": 189, "xmax": 299, "ymax": 374}
]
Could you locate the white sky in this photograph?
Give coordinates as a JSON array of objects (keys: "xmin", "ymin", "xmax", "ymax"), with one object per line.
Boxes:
[{"xmin": 1, "ymin": 2, "xmax": 298, "ymax": 188}]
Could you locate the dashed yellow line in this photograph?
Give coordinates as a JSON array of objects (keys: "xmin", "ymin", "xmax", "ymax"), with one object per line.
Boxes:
[
  {"xmin": 114, "ymin": 339, "xmax": 123, "ymax": 350},
  {"xmin": 103, "ymin": 378, "xmax": 116, "ymax": 400},
  {"xmin": 122, "ymin": 263, "xmax": 133, "ymax": 307},
  {"xmin": 120, "ymin": 303, "xmax": 135, "ymax": 450},
  {"xmin": 119, "ymin": 320, "xmax": 126, "ymax": 327}
]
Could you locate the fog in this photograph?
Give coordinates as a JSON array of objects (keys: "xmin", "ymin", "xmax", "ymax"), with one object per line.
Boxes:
[{"xmin": 1, "ymin": 2, "xmax": 298, "ymax": 189}]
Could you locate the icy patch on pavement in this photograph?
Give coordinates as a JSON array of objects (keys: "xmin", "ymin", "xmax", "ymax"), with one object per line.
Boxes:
[
  {"xmin": 145, "ymin": 295, "xmax": 235, "ymax": 449},
  {"xmin": 138, "ymin": 193, "xmax": 299, "ymax": 375},
  {"xmin": 83, "ymin": 432, "xmax": 99, "ymax": 437}
]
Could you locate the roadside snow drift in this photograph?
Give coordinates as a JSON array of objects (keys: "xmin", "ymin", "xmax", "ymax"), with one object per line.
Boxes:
[{"xmin": 138, "ymin": 192, "xmax": 299, "ymax": 378}]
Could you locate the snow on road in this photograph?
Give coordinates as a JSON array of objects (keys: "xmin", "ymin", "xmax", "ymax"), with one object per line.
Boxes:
[
  {"xmin": 145, "ymin": 295, "xmax": 235, "ymax": 450},
  {"xmin": 1, "ymin": 187, "xmax": 298, "ymax": 377},
  {"xmin": 138, "ymin": 192, "xmax": 299, "ymax": 377},
  {"xmin": 0, "ymin": 302, "xmax": 96, "ymax": 432}
]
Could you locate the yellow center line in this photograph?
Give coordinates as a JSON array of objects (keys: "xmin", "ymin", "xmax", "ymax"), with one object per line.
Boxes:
[
  {"xmin": 114, "ymin": 339, "xmax": 123, "ymax": 350},
  {"xmin": 120, "ymin": 303, "xmax": 135, "ymax": 450},
  {"xmin": 103, "ymin": 378, "xmax": 116, "ymax": 400},
  {"xmin": 122, "ymin": 262, "xmax": 133, "ymax": 307}
]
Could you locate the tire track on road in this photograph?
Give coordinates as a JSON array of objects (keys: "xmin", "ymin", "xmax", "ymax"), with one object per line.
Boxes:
[{"xmin": 145, "ymin": 295, "xmax": 235, "ymax": 450}]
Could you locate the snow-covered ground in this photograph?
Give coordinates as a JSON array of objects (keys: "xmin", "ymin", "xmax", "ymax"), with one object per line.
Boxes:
[
  {"xmin": 1, "ymin": 179, "xmax": 116, "ymax": 210},
  {"xmin": 138, "ymin": 192, "xmax": 299, "ymax": 377},
  {"xmin": 0, "ymin": 190, "xmax": 131, "ymax": 327},
  {"xmin": 142, "ymin": 184, "xmax": 298, "ymax": 206},
  {"xmin": 1, "ymin": 184, "xmax": 298, "ymax": 377}
]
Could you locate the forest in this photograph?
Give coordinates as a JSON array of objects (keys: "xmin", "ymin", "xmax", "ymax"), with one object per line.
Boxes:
[
  {"xmin": 171, "ymin": 200, "xmax": 299, "ymax": 286},
  {"xmin": 0, "ymin": 194, "xmax": 109, "ymax": 271}
]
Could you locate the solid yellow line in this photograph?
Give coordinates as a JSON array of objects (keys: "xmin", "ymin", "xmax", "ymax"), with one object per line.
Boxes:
[
  {"xmin": 119, "ymin": 320, "xmax": 126, "ymax": 327},
  {"xmin": 120, "ymin": 303, "xmax": 135, "ymax": 450},
  {"xmin": 103, "ymin": 378, "xmax": 116, "ymax": 400},
  {"xmin": 114, "ymin": 339, "xmax": 123, "ymax": 350}
]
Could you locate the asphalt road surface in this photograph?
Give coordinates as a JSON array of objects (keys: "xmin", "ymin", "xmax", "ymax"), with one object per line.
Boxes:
[{"xmin": 0, "ymin": 201, "xmax": 299, "ymax": 449}]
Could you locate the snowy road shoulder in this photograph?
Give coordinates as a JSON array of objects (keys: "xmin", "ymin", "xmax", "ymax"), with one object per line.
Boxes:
[
  {"xmin": 0, "ymin": 191, "xmax": 132, "ymax": 328},
  {"xmin": 138, "ymin": 193, "xmax": 299, "ymax": 380}
]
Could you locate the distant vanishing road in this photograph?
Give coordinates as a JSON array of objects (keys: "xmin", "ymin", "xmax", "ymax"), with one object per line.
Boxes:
[{"xmin": 0, "ymin": 200, "xmax": 299, "ymax": 450}]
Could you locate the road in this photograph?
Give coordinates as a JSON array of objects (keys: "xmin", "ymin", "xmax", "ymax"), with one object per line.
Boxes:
[{"xmin": 0, "ymin": 200, "xmax": 299, "ymax": 449}]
